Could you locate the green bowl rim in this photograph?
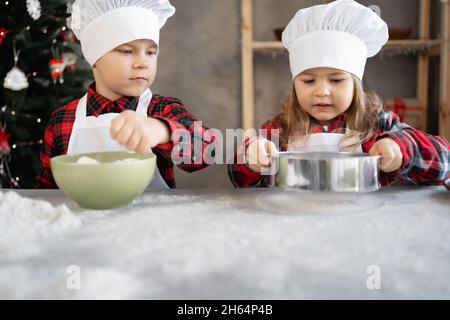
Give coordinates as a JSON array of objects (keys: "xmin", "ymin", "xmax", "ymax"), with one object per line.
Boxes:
[{"xmin": 50, "ymin": 151, "xmax": 156, "ymax": 167}]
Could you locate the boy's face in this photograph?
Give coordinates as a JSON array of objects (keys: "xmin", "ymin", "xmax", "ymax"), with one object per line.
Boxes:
[
  {"xmin": 294, "ymin": 67, "xmax": 354, "ymax": 124},
  {"xmin": 93, "ymin": 39, "xmax": 158, "ymax": 100}
]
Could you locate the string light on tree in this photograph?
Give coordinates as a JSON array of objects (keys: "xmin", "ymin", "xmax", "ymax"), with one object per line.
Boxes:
[
  {"xmin": 0, "ymin": 27, "xmax": 6, "ymax": 46},
  {"xmin": 1, "ymin": 105, "xmax": 44, "ymax": 123}
]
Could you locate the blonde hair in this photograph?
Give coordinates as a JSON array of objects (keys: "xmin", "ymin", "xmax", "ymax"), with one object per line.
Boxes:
[{"xmin": 274, "ymin": 75, "xmax": 382, "ymax": 147}]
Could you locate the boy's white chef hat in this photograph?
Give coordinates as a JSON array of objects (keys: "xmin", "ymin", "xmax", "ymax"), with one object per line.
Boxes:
[
  {"xmin": 282, "ymin": 0, "xmax": 388, "ymax": 80},
  {"xmin": 70, "ymin": 0, "xmax": 175, "ymax": 66}
]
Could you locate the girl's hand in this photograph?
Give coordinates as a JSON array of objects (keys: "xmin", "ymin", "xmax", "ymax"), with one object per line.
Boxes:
[
  {"xmin": 110, "ymin": 110, "xmax": 170, "ymax": 153},
  {"xmin": 369, "ymin": 138, "xmax": 403, "ymax": 173},
  {"xmin": 245, "ymin": 138, "xmax": 278, "ymax": 173}
]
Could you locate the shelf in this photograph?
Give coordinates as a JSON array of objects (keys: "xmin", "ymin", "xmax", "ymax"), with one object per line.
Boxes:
[
  {"xmin": 384, "ymin": 98, "xmax": 425, "ymax": 131},
  {"xmin": 251, "ymin": 39, "xmax": 442, "ymax": 53},
  {"xmin": 251, "ymin": 41, "xmax": 283, "ymax": 50}
]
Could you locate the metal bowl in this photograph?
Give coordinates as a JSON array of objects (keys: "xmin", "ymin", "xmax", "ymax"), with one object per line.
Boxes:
[
  {"xmin": 445, "ymin": 179, "xmax": 450, "ymax": 191},
  {"xmin": 270, "ymin": 152, "xmax": 381, "ymax": 192}
]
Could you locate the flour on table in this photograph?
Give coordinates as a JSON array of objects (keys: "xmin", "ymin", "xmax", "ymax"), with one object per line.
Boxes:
[{"xmin": 0, "ymin": 191, "xmax": 81, "ymax": 250}]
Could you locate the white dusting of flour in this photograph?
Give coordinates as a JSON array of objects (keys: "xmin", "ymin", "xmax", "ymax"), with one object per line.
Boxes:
[
  {"xmin": 76, "ymin": 156, "xmax": 100, "ymax": 164},
  {"xmin": 115, "ymin": 158, "xmax": 140, "ymax": 164},
  {"xmin": 0, "ymin": 191, "xmax": 81, "ymax": 250},
  {"xmin": 75, "ymin": 156, "xmax": 139, "ymax": 165}
]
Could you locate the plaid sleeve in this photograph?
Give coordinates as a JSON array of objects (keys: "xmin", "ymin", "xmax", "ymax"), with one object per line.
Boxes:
[
  {"xmin": 34, "ymin": 115, "xmax": 59, "ymax": 189},
  {"xmin": 227, "ymin": 120, "xmax": 280, "ymax": 188},
  {"xmin": 150, "ymin": 96, "xmax": 216, "ymax": 173},
  {"xmin": 34, "ymin": 101, "xmax": 77, "ymax": 189},
  {"xmin": 376, "ymin": 110, "xmax": 450, "ymax": 185}
]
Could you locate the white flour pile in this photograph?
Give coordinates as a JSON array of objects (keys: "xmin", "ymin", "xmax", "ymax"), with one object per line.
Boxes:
[
  {"xmin": 76, "ymin": 156, "xmax": 100, "ymax": 164},
  {"xmin": 76, "ymin": 156, "xmax": 138, "ymax": 165},
  {"xmin": 0, "ymin": 191, "xmax": 81, "ymax": 250}
]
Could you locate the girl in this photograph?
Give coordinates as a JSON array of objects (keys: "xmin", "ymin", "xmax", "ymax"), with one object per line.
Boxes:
[{"xmin": 228, "ymin": 0, "xmax": 449, "ymax": 188}]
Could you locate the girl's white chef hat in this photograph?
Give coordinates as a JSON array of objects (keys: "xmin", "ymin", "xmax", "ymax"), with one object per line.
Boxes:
[
  {"xmin": 282, "ymin": 0, "xmax": 388, "ymax": 80},
  {"xmin": 70, "ymin": 0, "xmax": 175, "ymax": 66}
]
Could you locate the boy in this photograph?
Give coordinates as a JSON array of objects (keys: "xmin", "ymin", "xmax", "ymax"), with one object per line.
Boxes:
[{"xmin": 36, "ymin": 0, "xmax": 215, "ymax": 188}]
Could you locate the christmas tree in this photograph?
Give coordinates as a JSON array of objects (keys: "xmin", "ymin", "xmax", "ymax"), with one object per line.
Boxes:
[{"xmin": 0, "ymin": 0, "xmax": 91, "ymax": 188}]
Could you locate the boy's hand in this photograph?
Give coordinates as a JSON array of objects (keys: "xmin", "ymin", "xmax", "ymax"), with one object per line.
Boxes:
[
  {"xmin": 369, "ymin": 138, "xmax": 403, "ymax": 173},
  {"xmin": 110, "ymin": 110, "xmax": 170, "ymax": 153},
  {"xmin": 245, "ymin": 138, "xmax": 278, "ymax": 173}
]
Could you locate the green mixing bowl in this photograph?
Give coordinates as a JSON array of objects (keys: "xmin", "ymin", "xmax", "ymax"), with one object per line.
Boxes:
[{"xmin": 51, "ymin": 151, "xmax": 156, "ymax": 209}]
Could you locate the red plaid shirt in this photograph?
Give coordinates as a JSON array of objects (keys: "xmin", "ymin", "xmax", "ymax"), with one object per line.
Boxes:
[
  {"xmin": 228, "ymin": 111, "xmax": 450, "ymax": 188},
  {"xmin": 35, "ymin": 83, "xmax": 216, "ymax": 189}
]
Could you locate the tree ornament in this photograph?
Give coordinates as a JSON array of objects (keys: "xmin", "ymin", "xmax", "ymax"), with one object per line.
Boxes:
[
  {"xmin": 49, "ymin": 59, "xmax": 65, "ymax": 84},
  {"xmin": 0, "ymin": 122, "xmax": 17, "ymax": 188},
  {"xmin": 49, "ymin": 46, "xmax": 66, "ymax": 84},
  {"xmin": 62, "ymin": 52, "xmax": 78, "ymax": 71},
  {"xmin": 26, "ymin": 0, "xmax": 41, "ymax": 21},
  {"xmin": 3, "ymin": 46, "xmax": 29, "ymax": 91},
  {"xmin": 61, "ymin": 29, "xmax": 77, "ymax": 44},
  {"xmin": 0, "ymin": 128, "xmax": 11, "ymax": 154}
]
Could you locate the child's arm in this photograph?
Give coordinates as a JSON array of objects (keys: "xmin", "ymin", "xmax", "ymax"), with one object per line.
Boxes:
[
  {"xmin": 110, "ymin": 96, "xmax": 216, "ymax": 173},
  {"xmin": 146, "ymin": 96, "xmax": 216, "ymax": 173},
  {"xmin": 374, "ymin": 110, "xmax": 450, "ymax": 185},
  {"xmin": 228, "ymin": 120, "xmax": 279, "ymax": 188},
  {"xmin": 35, "ymin": 119, "xmax": 59, "ymax": 189},
  {"xmin": 110, "ymin": 110, "xmax": 171, "ymax": 152}
]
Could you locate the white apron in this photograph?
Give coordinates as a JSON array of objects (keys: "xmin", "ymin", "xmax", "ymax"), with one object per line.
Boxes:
[
  {"xmin": 67, "ymin": 88, "xmax": 169, "ymax": 189},
  {"xmin": 287, "ymin": 127, "xmax": 363, "ymax": 153}
]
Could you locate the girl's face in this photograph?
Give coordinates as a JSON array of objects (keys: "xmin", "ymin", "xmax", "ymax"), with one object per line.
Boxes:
[
  {"xmin": 294, "ymin": 67, "xmax": 354, "ymax": 124},
  {"xmin": 93, "ymin": 39, "xmax": 158, "ymax": 100}
]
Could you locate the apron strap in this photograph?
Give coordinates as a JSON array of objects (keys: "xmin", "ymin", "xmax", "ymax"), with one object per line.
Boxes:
[
  {"xmin": 135, "ymin": 89, "xmax": 152, "ymax": 115},
  {"xmin": 75, "ymin": 94, "xmax": 88, "ymax": 119}
]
